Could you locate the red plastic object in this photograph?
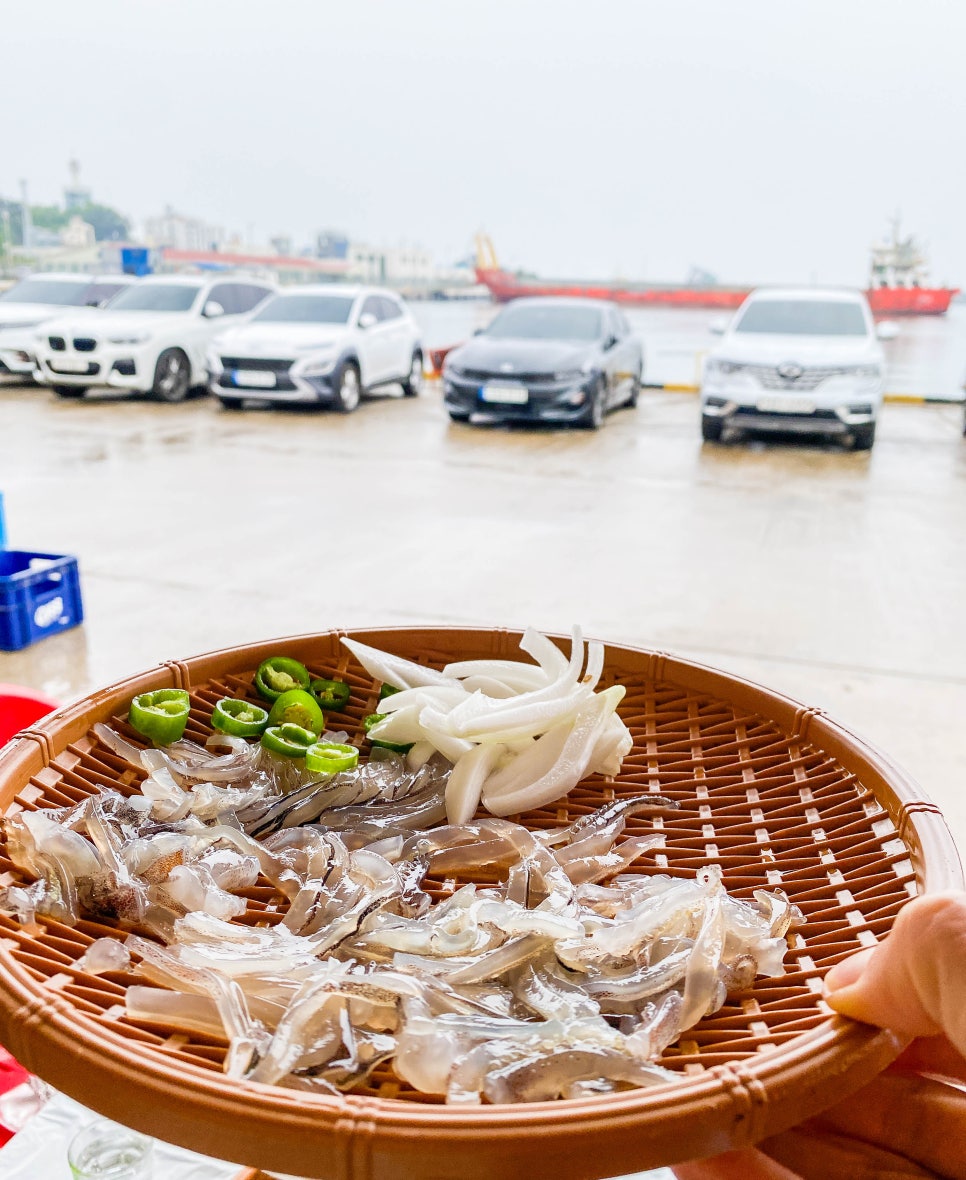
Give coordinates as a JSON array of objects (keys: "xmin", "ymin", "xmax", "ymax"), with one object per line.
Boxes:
[{"xmin": 0, "ymin": 685, "xmax": 58, "ymax": 744}]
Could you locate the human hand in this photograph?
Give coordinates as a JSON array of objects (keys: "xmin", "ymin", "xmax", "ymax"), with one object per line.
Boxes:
[{"xmin": 672, "ymin": 892, "xmax": 966, "ymax": 1180}]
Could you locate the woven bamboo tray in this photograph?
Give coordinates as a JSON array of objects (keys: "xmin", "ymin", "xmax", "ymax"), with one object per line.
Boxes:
[{"xmin": 0, "ymin": 627, "xmax": 960, "ymax": 1179}]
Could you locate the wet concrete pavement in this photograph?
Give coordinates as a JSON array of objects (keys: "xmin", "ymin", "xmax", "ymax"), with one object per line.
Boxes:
[{"xmin": 2, "ymin": 381, "xmax": 965, "ymax": 856}]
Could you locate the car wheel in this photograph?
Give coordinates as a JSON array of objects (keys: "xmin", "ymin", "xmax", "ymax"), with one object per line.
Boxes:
[
  {"xmin": 217, "ymin": 397, "xmax": 243, "ymax": 412},
  {"xmin": 579, "ymin": 379, "xmax": 606, "ymax": 430},
  {"xmin": 402, "ymin": 351, "xmax": 423, "ymax": 397},
  {"xmin": 627, "ymin": 367, "xmax": 642, "ymax": 408},
  {"xmin": 333, "ymin": 361, "xmax": 361, "ymax": 413},
  {"xmin": 701, "ymin": 413, "xmax": 724, "ymax": 442},
  {"xmin": 851, "ymin": 422, "xmax": 876, "ymax": 451},
  {"xmin": 152, "ymin": 349, "xmax": 191, "ymax": 403},
  {"xmin": 52, "ymin": 385, "xmax": 86, "ymax": 399}
]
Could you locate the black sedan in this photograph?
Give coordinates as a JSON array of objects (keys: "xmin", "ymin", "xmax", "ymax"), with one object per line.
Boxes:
[{"xmin": 442, "ymin": 297, "xmax": 643, "ymax": 428}]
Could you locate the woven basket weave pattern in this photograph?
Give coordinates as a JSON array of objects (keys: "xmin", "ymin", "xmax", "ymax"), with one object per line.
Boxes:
[{"xmin": 0, "ymin": 628, "xmax": 959, "ymax": 1179}]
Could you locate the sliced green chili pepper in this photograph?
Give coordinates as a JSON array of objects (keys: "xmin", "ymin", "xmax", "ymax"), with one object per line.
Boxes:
[
  {"xmin": 310, "ymin": 678, "xmax": 352, "ymax": 711},
  {"xmin": 305, "ymin": 741, "xmax": 359, "ymax": 775},
  {"xmin": 129, "ymin": 688, "xmax": 191, "ymax": 746},
  {"xmin": 379, "ymin": 684, "xmax": 402, "ymax": 701},
  {"xmin": 363, "ymin": 711, "xmax": 413, "ymax": 754},
  {"xmin": 211, "ymin": 697, "xmax": 269, "ymax": 738},
  {"xmin": 254, "ymin": 656, "xmax": 311, "ymax": 703},
  {"xmin": 267, "ymin": 689, "xmax": 325, "ymax": 735},
  {"xmin": 260, "ymin": 723, "xmax": 317, "ymax": 758}
]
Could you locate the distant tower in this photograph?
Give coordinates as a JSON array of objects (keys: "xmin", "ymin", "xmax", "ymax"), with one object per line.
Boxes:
[{"xmin": 64, "ymin": 159, "xmax": 92, "ymax": 211}]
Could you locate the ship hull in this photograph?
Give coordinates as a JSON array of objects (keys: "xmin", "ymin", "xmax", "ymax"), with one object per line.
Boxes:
[
  {"xmin": 475, "ymin": 268, "xmax": 749, "ymax": 309},
  {"xmin": 865, "ymin": 287, "xmax": 957, "ymax": 315},
  {"xmin": 476, "ymin": 269, "xmax": 959, "ymax": 316}
]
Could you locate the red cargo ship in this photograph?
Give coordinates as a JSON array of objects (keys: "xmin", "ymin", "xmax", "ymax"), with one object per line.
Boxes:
[{"xmin": 474, "ymin": 225, "xmax": 958, "ymax": 316}]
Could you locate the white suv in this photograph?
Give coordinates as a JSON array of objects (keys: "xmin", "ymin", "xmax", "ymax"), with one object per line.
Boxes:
[
  {"xmin": 206, "ymin": 285, "xmax": 423, "ymax": 412},
  {"xmin": 34, "ymin": 274, "xmax": 275, "ymax": 402},
  {"xmin": 700, "ymin": 287, "xmax": 889, "ymax": 450},
  {"xmin": 0, "ymin": 273, "xmax": 135, "ymax": 382}
]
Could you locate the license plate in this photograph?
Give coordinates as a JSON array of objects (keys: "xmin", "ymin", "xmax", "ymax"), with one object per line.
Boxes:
[
  {"xmin": 756, "ymin": 396, "xmax": 815, "ymax": 414},
  {"xmin": 234, "ymin": 369, "xmax": 276, "ymax": 389},
  {"xmin": 481, "ymin": 382, "xmax": 528, "ymax": 405},
  {"xmin": 53, "ymin": 358, "xmax": 90, "ymax": 374}
]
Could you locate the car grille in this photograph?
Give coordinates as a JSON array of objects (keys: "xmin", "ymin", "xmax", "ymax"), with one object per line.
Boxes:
[
  {"xmin": 745, "ymin": 364, "xmax": 855, "ymax": 391},
  {"xmin": 734, "ymin": 406, "xmax": 840, "ymax": 420},
  {"xmin": 48, "ymin": 336, "xmax": 66, "ymax": 351},
  {"xmin": 219, "ymin": 357, "xmax": 293, "ymax": 374},
  {"xmin": 459, "ymin": 368, "xmax": 561, "ymax": 386},
  {"xmin": 50, "ymin": 361, "xmax": 99, "ymax": 377},
  {"xmin": 73, "ymin": 338, "xmax": 97, "ymax": 352}
]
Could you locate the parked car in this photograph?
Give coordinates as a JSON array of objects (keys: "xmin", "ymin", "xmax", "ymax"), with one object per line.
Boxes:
[
  {"xmin": 0, "ymin": 273, "xmax": 136, "ymax": 382},
  {"xmin": 700, "ymin": 287, "xmax": 890, "ymax": 450},
  {"xmin": 34, "ymin": 274, "xmax": 275, "ymax": 402},
  {"xmin": 206, "ymin": 285, "xmax": 423, "ymax": 412},
  {"xmin": 441, "ymin": 297, "xmax": 642, "ymax": 428}
]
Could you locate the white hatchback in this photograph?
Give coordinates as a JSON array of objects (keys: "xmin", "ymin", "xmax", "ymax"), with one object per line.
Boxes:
[
  {"xmin": 700, "ymin": 287, "xmax": 891, "ymax": 450},
  {"xmin": 35, "ymin": 274, "xmax": 275, "ymax": 402},
  {"xmin": 207, "ymin": 285, "xmax": 423, "ymax": 412}
]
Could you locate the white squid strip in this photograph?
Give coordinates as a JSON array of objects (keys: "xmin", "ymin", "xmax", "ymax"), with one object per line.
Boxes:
[
  {"xmin": 445, "ymin": 743, "xmax": 507, "ymax": 825},
  {"xmin": 482, "ymin": 687, "xmax": 625, "ymax": 816},
  {"xmin": 341, "ymin": 637, "xmax": 458, "ymax": 690}
]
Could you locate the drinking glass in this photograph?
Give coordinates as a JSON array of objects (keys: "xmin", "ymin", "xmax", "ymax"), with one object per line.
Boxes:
[{"xmin": 67, "ymin": 1117, "xmax": 154, "ymax": 1179}]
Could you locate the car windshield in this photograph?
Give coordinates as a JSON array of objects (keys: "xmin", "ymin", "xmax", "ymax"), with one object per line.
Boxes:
[
  {"xmin": 105, "ymin": 284, "xmax": 200, "ymax": 312},
  {"xmin": 485, "ymin": 303, "xmax": 603, "ymax": 342},
  {"xmin": 0, "ymin": 278, "xmax": 93, "ymax": 305},
  {"xmin": 83, "ymin": 282, "xmax": 130, "ymax": 307},
  {"xmin": 251, "ymin": 294, "xmax": 355, "ymax": 324},
  {"xmin": 734, "ymin": 299, "xmax": 868, "ymax": 336}
]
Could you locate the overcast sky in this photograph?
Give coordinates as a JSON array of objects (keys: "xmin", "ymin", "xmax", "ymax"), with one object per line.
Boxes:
[{"xmin": 5, "ymin": 1, "xmax": 966, "ymax": 286}]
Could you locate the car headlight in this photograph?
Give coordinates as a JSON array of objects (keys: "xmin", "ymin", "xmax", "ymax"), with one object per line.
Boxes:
[
  {"xmin": 554, "ymin": 369, "xmax": 585, "ymax": 381},
  {"xmin": 843, "ymin": 364, "xmax": 882, "ymax": 379},
  {"xmin": 705, "ymin": 358, "xmax": 745, "ymax": 377},
  {"xmin": 107, "ymin": 333, "xmax": 150, "ymax": 345},
  {"xmin": 443, "ymin": 362, "xmax": 466, "ymax": 379},
  {"xmin": 0, "ymin": 320, "xmax": 42, "ymax": 332},
  {"xmin": 300, "ymin": 351, "xmax": 338, "ymax": 376}
]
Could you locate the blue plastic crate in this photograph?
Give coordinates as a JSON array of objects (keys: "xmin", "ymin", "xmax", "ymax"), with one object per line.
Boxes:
[
  {"xmin": 0, "ymin": 492, "xmax": 6, "ymax": 549},
  {"xmin": 0, "ymin": 551, "xmax": 84, "ymax": 651}
]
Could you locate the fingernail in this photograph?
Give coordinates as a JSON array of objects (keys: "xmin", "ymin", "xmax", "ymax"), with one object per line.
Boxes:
[{"xmin": 824, "ymin": 948, "xmax": 874, "ymax": 992}]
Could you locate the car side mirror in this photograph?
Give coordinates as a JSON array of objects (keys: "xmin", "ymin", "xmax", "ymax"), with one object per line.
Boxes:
[
  {"xmin": 203, "ymin": 301, "xmax": 225, "ymax": 319},
  {"xmin": 876, "ymin": 320, "xmax": 899, "ymax": 341},
  {"xmin": 708, "ymin": 315, "xmax": 729, "ymax": 335},
  {"xmin": 358, "ymin": 312, "xmax": 377, "ymax": 330}
]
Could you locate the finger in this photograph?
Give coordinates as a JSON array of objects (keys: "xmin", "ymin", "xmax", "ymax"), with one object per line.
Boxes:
[
  {"xmin": 813, "ymin": 1070, "xmax": 966, "ymax": 1178},
  {"xmin": 673, "ymin": 1148, "xmax": 801, "ymax": 1180},
  {"xmin": 757, "ymin": 1123, "xmax": 934, "ymax": 1179},
  {"xmin": 892, "ymin": 1035, "xmax": 966, "ymax": 1087},
  {"xmin": 824, "ymin": 892, "xmax": 966, "ymax": 1056}
]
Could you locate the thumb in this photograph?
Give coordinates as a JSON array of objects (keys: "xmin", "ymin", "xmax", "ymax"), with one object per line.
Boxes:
[{"xmin": 824, "ymin": 892, "xmax": 966, "ymax": 1057}]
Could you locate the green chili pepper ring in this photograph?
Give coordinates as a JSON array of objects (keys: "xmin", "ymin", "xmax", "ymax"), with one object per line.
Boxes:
[
  {"xmin": 267, "ymin": 689, "xmax": 325, "ymax": 735},
  {"xmin": 305, "ymin": 741, "xmax": 359, "ymax": 775},
  {"xmin": 128, "ymin": 688, "xmax": 191, "ymax": 746},
  {"xmin": 310, "ymin": 678, "xmax": 352, "ymax": 711},
  {"xmin": 260, "ymin": 723, "xmax": 317, "ymax": 759},
  {"xmin": 211, "ymin": 697, "xmax": 269, "ymax": 738},
  {"xmin": 254, "ymin": 656, "xmax": 311, "ymax": 703}
]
